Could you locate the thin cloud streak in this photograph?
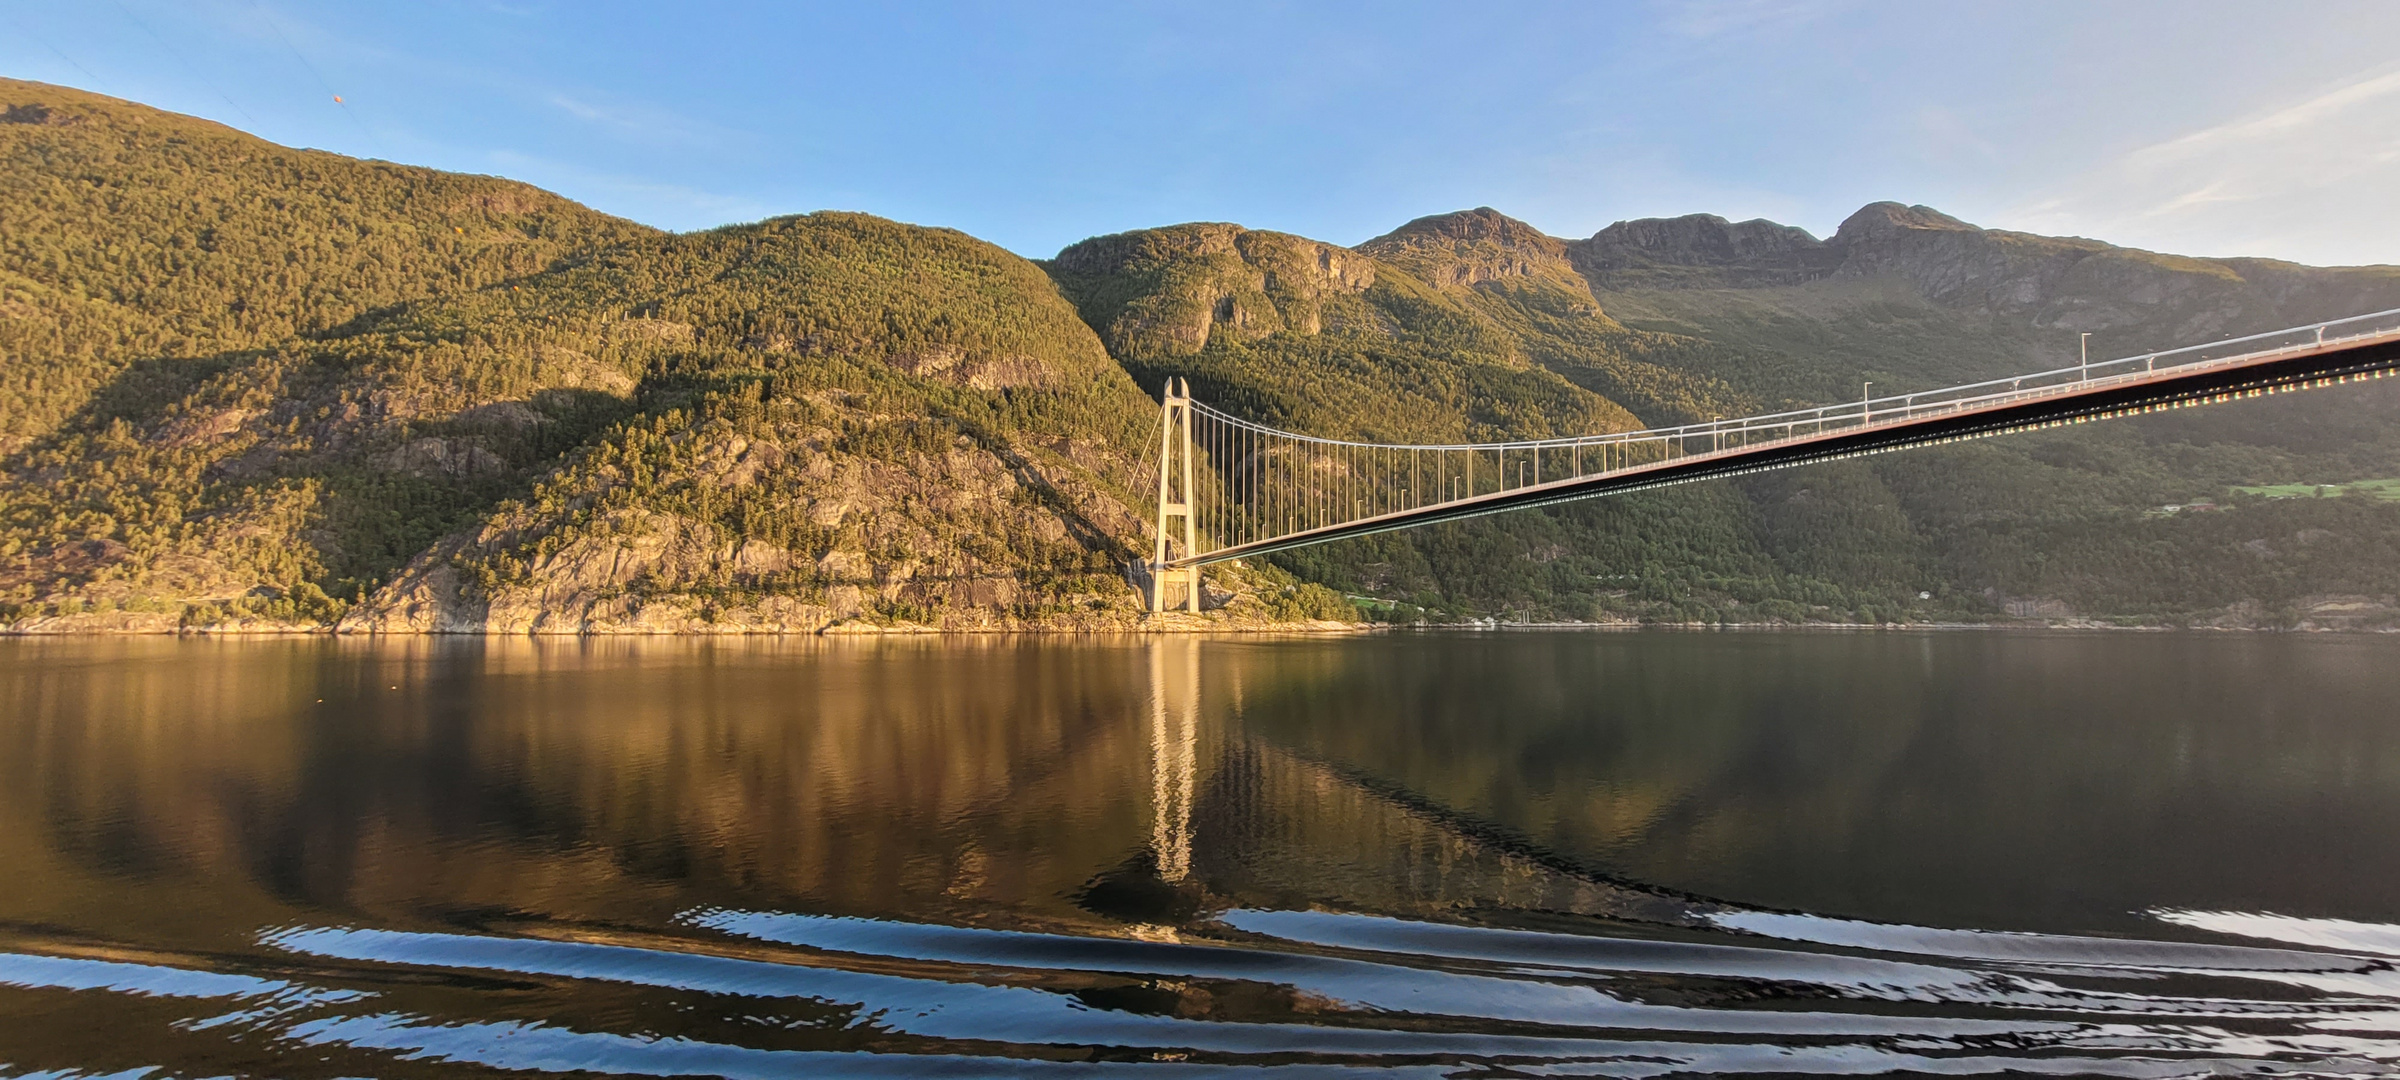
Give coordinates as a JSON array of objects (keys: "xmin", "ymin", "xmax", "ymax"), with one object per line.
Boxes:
[
  {"xmin": 543, "ymin": 91, "xmax": 734, "ymax": 150},
  {"xmin": 483, "ymin": 149, "xmax": 775, "ymax": 231},
  {"xmin": 10, "ymin": 2, "xmax": 2400, "ymax": 263},
  {"xmin": 2007, "ymin": 64, "xmax": 2400, "ymax": 265},
  {"xmin": 2127, "ymin": 67, "xmax": 2400, "ymax": 162},
  {"xmin": 1654, "ymin": 0, "xmax": 1841, "ymax": 39}
]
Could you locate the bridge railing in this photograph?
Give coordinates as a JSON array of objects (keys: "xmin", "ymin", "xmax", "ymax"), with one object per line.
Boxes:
[
  {"xmin": 1201, "ymin": 305, "xmax": 2400, "ymax": 461},
  {"xmin": 1151, "ymin": 306, "xmax": 2400, "ymax": 574},
  {"xmin": 1694, "ymin": 304, "xmax": 2400, "ymax": 456}
]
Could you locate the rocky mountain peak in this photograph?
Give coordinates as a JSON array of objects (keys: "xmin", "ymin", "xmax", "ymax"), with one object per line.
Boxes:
[
  {"xmin": 1359, "ymin": 207, "xmax": 1579, "ymax": 291},
  {"xmin": 1830, "ymin": 202, "xmax": 1980, "ymax": 246},
  {"xmin": 1048, "ymin": 222, "xmax": 1246, "ymax": 277},
  {"xmin": 1045, "ymin": 223, "xmax": 1376, "ymax": 357},
  {"xmin": 1573, "ymin": 214, "xmax": 1830, "ymax": 287},
  {"xmin": 1572, "ymin": 202, "xmax": 2048, "ymax": 302},
  {"xmin": 1579, "ymin": 199, "xmax": 2396, "ymax": 339},
  {"xmin": 1371, "ymin": 207, "xmax": 1560, "ymax": 249}
]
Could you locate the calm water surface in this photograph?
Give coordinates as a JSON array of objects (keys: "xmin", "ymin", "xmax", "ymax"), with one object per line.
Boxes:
[{"xmin": 4, "ymin": 631, "xmax": 2400, "ymax": 1076}]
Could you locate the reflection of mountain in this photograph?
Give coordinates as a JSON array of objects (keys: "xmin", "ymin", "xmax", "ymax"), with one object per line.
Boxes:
[
  {"xmin": 1, "ymin": 639, "xmax": 1171, "ymax": 939},
  {"xmin": 2, "ymin": 637, "xmax": 1735, "ymax": 944},
  {"xmin": 1218, "ymin": 633, "xmax": 2400, "ymax": 933},
  {"xmin": 11, "ymin": 638, "xmax": 2400, "ymax": 1077},
  {"xmin": 12, "ymin": 634, "xmax": 2400, "ymax": 946}
]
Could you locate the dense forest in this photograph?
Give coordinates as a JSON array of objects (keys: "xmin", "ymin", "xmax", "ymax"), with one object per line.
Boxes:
[{"xmin": 4, "ymin": 77, "xmax": 2398, "ymax": 633}]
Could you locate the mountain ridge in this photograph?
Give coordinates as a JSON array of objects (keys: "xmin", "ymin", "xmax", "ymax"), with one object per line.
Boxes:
[
  {"xmin": 0, "ymin": 77, "xmax": 656, "ymax": 456},
  {"xmin": 6, "ymin": 80, "xmax": 2400, "ymax": 633}
]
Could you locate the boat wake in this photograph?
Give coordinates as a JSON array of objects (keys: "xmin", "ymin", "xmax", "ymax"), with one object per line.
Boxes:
[{"xmin": 4, "ymin": 899, "xmax": 2399, "ymax": 1077}]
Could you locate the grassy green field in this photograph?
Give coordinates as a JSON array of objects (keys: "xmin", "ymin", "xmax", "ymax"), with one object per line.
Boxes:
[{"xmin": 2234, "ymin": 478, "xmax": 2400, "ymax": 501}]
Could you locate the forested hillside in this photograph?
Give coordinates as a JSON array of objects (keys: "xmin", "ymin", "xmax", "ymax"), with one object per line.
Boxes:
[
  {"xmin": 1052, "ymin": 205, "xmax": 2400, "ymax": 628},
  {"xmin": 5, "ymin": 79, "xmax": 2398, "ymax": 632},
  {"xmin": 0, "ymin": 81, "xmax": 1344, "ymax": 632},
  {"xmin": 0, "ymin": 77, "xmax": 652, "ymax": 454}
]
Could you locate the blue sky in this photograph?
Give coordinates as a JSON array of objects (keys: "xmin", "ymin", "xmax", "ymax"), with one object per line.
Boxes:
[{"xmin": 8, "ymin": 1, "xmax": 2400, "ymax": 265}]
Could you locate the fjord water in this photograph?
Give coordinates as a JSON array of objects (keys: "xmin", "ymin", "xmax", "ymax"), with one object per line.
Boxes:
[{"xmin": 4, "ymin": 633, "xmax": 2400, "ymax": 1076}]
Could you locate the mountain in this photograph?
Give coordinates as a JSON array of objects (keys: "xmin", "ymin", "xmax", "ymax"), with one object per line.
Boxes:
[
  {"xmin": 1584, "ymin": 202, "xmax": 2400, "ymax": 396},
  {"xmin": 1574, "ymin": 203, "xmax": 2400, "ymax": 626},
  {"xmin": 0, "ymin": 82, "xmax": 1348, "ymax": 633},
  {"xmin": 1046, "ymin": 220, "xmax": 1640, "ymax": 444},
  {"xmin": 1359, "ymin": 206, "xmax": 1590, "ymax": 296},
  {"xmin": 5, "ymin": 79, "xmax": 2399, "ymax": 633},
  {"xmin": 0, "ymin": 76, "xmax": 653, "ymax": 455},
  {"xmin": 1055, "ymin": 204, "xmax": 2400, "ymax": 628},
  {"xmin": 1587, "ymin": 201, "xmax": 2400, "ymax": 326}
]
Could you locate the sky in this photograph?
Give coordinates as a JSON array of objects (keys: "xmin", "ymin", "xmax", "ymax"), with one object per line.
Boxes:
[{"xmin": 7, "ymin": 1, "xmax": 2400, "ymax": 266}]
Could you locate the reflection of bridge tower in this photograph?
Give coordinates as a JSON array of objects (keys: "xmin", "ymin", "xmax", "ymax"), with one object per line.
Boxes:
[
  {"xmin": 1140, "ymin": 640, "xmax": 1701, "ymax": 923},
  {"xmin": 1148, "ymin": 639, "xmax": 1199, "ymax": 881}
]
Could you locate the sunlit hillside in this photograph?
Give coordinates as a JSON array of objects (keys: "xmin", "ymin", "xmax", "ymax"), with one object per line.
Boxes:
[{"xmin": 6, "ymin": 77, "xmax": 2400, "ymax": 632}]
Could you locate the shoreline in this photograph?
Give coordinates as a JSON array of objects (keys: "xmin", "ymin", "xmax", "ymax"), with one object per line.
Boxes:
[{"xmin": 7, "ymin": 618, "xmax": 2397, "ymax": 637}]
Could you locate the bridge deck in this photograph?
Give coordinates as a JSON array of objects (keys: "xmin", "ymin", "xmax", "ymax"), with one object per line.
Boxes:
[{"xmin": 1165, "ymin": 311, "xmax": 2400, "ymax": 569}]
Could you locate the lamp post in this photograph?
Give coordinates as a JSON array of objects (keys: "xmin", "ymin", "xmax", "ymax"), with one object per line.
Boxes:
[
  {"xmin": 2080, "ymin": 332, "xmax": 2091, "ymax": 381},
  {"xmin": 1862, "ymin": 381, "xmax": 1873, "ymax": 422}
]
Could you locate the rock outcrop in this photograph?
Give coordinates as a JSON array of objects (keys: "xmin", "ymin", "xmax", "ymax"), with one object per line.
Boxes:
[
  {"xmin": 1358, "ymin": 207, "xmax": 1591, "ymax": 301},
  {"xmin": 1576, "ymin": 200, "xmax": 2400, "ymax": 342},
  {"xmin": 1573, "ymin": 213, "xmax": 1836, "ymax": 288},
  {"xmin": 1049, "ymin": 223, "xmax": 1374, "ymax": 356}
]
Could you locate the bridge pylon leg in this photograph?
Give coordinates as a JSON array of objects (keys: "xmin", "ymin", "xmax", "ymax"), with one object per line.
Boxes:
[{"xmin": 1151, "ymin": 378, "xmax": 1202, "ymax": 614}]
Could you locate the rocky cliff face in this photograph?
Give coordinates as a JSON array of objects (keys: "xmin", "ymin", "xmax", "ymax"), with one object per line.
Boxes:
[
  {"xmin": 1574, "ymin": 213, "xmax": 1835, "ymax": 287},
  {"xmin": 1358, "ymin": 207, "xmax": 1593, "ymax": 302},
  {"xmin": 1046, "ymin": 218, "xmax": 1649, "ymax": 446},
  {"xmin": 1048, "ymin": 223, "xmax": 1375, "ymax": 356},
  {"xmin": 1580, "ymin": 201, "xmax": 2400, "ymax": 346}
]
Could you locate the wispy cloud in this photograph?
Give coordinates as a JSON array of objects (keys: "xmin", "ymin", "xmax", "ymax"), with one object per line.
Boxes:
[
  {"xmin": 2006, "ymin": 64, "xmax": 2400, "ymax": 265},
  {"xmin": 223, "ymin": 4, "xmax": 743, "ymax": 156},
  {"xmin": 543, "ymin": 91, "xmax": 726, "ymax": 149},
  {"xmin": 483, "ymin": 149, "xmax": 777, "ymax": 230},
  {"xmin": 2124, "ymin": 67, "xmax": 2400, "ymax": 164},
  {"xmin": 1653, "ymin": 0, "xmax": 1839, "ymax": 39},
  {"xmin": 1911, "ymin": 105, "xmax": 2002, "ymax": 167}
]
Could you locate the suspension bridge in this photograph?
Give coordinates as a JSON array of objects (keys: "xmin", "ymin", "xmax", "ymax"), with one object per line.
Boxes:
[{"xmin": 1142, "ymin": 307, "xmax": 2400, "ymax": 612}]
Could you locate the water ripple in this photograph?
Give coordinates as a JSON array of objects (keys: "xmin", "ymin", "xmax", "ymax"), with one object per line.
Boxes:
[{"xmin": 4, "ymin": 907, "xmax": 2399, "ymax": 1076}]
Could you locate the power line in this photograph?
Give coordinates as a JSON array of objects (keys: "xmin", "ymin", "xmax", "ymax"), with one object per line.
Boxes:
[
  {"xmin": 110, "ymin": 0, "xmax": 256, "ymax": 125},
  {"xmin": 252, "ymin": 0, "xmax": 383, "ymax": 158},
  {"xmin": 10, "ymin": 12, "xmax": 109, "ymax": 91}
]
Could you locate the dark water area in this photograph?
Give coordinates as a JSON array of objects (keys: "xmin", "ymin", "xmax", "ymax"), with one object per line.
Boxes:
[{"xmin": 4, "ymin": 631, "xmax": 2400, "ymax": 1077}]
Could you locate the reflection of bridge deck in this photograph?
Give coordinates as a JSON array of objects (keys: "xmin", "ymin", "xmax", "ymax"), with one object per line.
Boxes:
[
  {"xmin": 1145, "ymin": 309, "xmax": 2400, "ymax": 608},
  {"xmin": 1203, "ymin": 740, "xmax": 1717, "ymax": 925},
  {"xmin": 1147, "ymin": 641, "xmax": 1713, "ymax": 923}
]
